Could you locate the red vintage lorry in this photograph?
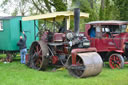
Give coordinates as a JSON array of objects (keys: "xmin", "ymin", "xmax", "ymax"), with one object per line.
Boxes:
[{"xmin": 85, "ymin": 21, "xmax": 128, "ymax": 69}]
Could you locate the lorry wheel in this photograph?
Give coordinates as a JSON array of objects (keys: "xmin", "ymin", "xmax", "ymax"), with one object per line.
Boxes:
[{"xmin": 109, "ymin": 53, "xmax": 124, "ymax": 69}]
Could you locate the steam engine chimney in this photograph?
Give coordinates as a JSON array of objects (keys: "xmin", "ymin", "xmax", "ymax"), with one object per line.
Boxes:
[{"xmin": 74, "ymin": 8, "xmax": 80, "ymax": 36}]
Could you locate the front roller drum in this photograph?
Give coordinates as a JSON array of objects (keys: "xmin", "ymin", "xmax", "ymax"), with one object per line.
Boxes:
[{"xmin": 67, "ymin": 52, "xmax": 103, "ymax": 78}]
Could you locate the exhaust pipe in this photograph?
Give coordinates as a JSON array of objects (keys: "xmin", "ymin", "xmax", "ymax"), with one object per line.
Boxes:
[{"xmin": 74, "ymin": 8, "xmax": 80, "ymax": 36}]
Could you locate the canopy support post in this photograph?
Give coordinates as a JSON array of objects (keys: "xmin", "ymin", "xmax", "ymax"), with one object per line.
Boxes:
[{"xmin": 67, "ymin": 16, "xmax": 70, "ymax": 30}]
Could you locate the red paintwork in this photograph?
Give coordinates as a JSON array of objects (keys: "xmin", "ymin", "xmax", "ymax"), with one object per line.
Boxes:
[
  {"xmin": 25, "ymin": 54, "xmax": 29, "ymax": 64},
  {"xmin": 41, "ymin": 31, "xmax": 48, "ymax": 42},
  {"xmin": 53, "ymin": 33, "xmax": 65, "ymax": 42},
  {"xmin": 85, "ymin": 21, "xmax": 128, "ymax": 66},
  {"xmin": 103, "ymin": 33, "xmax": 109, "ymax": 37},
  {"xmin": 41, "ymin": 32, "xmax": 65, "ymax": 42},
  {"xmin": 52, "ymin": 56, "xmax": 58, "ymax": 64},
  {"xmin": 109, "ymin": 54, "xmax": 121, "ymax": 69},
  {"xmin": 41, "ymin": 31, "xmax": 97, "ymax": 65},
  {"xmin": 71, "ymin": 48, "xmax": 96, "ymax": 65},
  {"xmin": 85, "ymin": 23, "xmax": 128, "ymax": 53},
  {"xmin": 124, "ymin": 62, "xmax": 128, "ymax": 64}
]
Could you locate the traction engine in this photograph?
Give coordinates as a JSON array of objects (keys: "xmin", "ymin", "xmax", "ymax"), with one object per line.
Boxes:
[{"xmin": 26, "ymin": 8, "xmax": 103, "ymax": 78}]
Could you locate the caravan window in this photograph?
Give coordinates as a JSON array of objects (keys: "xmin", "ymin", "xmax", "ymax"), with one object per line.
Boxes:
[{"xmin": 0, "ymin": 21, "xmax": 3, "ymax": 31}]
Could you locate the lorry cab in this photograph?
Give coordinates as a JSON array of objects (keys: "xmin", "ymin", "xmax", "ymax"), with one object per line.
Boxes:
[{"xmin": 85, "ymin": 21, "xmax": 128, "ymax": 52}]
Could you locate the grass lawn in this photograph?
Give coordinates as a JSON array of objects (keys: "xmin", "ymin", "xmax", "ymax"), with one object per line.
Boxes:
[{"xmin": 0, "ymin": 54, "xmax": 128, "ymax": 85}]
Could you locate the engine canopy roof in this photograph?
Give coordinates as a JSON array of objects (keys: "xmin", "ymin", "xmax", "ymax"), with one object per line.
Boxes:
[{"xmin": 22, "ymin": 11, "xmax": 89, "ymax": 21}]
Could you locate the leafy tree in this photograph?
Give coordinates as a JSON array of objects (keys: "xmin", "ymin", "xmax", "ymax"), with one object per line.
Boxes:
[
  {"xmin": 1, "ymin": 0, "xmax": 127, "ymax": 20},
  {"xmin": 99, "ymin": 0, "xmax": 119, "ymax": 20},
  {"xmin": 0, "ymin": 0, "xmax": 68, "ymax": 16},
  {"xmin": 113, "ymin": 0, "xmax": 128, "ymax": 20},
  {"xmin": 31, "ymin": 0, "xmax": 67, "ymax": 13},
  {"xmin": 72, "ymin": 0, "xmax": 122, "ymax": 21},
  {"xmin": 72, "ymin": 0, "xmax": 99, "ymax": 21}
]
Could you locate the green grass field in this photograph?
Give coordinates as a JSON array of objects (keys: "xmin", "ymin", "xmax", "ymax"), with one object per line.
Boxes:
[{"xmin": 0, "ymin": 54, "xmax": 128, "ymax": 85}]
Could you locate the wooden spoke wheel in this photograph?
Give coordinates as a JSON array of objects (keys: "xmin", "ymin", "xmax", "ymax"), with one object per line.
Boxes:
[{"xmin": 109, "ymin": 54, "xmax": 124, "ymax": 69}]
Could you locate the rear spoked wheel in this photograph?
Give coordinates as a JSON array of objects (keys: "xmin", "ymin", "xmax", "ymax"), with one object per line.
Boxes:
[
  {"xmin": 32, "ymin": 43, "xmax": 43, "ymax": 70},
  {"xmin": 109, "ymin": 54, "xmax": 124, "ymax": 69},
  {"xmin": 29, "ymin": 41, "xmax": 49, "ymax": 70}
]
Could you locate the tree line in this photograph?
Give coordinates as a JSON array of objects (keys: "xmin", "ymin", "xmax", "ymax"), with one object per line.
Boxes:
[{"xmin": 1, "ymin": 0, "xmax": 127, "ymax": 21}]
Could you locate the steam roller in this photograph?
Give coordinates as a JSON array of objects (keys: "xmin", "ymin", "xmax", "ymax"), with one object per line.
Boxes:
[
  {"xmin": 67, "ymin": 52, "xmax": 103, "ymax": 78},
  {"xmin": 24, "ymin": 8, "xmax": 103, "ymax": 78},
  {"xmin": 27, "ymin": 41, "xmax": 103, "ymax": 78}
]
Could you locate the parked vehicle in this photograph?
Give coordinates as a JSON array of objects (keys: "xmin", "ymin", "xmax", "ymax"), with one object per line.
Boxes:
[{"xmin": 85, "ymin": 21, "xmax": 128, "ymax": 69}]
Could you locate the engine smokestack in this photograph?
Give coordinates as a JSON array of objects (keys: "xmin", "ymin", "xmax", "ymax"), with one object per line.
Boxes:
[{"xmin": 74, "ymin": 8, "xmax": 80, "ymax": 36}]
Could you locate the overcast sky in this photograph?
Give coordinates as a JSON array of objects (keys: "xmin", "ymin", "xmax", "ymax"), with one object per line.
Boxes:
[
  {"xmin": 0, "ymin": 0, "xmax": 10, "ymax": 16},
  {"xmin": 0, "ymin": 10, "xmax": 10, "ymax": 16}
]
